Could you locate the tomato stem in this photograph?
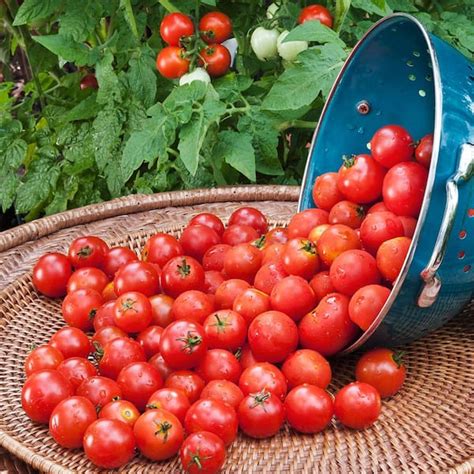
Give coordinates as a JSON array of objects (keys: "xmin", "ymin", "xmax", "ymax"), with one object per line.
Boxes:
[{"xmin": 154, "ymin": 420, "xmax": 172, "ymax": 441}]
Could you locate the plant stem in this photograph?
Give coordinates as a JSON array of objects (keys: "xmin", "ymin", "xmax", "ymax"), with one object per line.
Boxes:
[
  {"xmin": 166, "ymin": 147, "xmax": 180, "ymax": 158},
  {"xmin": 278, "ymin": 119, "xmax": 317, "ymax": 131}
]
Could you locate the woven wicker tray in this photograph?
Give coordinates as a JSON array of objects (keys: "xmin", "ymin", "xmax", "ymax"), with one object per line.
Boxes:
[{"xmin": 0, "ymin": 186, "xmax": 472, "ymax": 474}]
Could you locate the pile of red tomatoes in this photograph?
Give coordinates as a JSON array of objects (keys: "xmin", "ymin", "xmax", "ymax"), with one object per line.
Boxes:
[{"xmin": 24, "ymin": 123, "xmax": 431, "ymax": 471}]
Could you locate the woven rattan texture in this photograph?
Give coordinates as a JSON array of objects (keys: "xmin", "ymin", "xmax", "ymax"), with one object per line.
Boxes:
[{"xmin": 0, "ymin": 186, "xmax": 472, "ymax": 473}]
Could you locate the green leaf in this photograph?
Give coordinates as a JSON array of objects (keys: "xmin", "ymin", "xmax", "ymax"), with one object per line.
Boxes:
[
  {"xmin": 13, "ymin": 0, "xmax": 60, "ymax": 26},
  {"xmin": 439, "ymin": 12, "xmax": 474, "ymax": 53},
  {"xmin": 351, "ymin": 0, "xmax": 392, "ymax": 16},
  {"xmin": 59, "ymin": 0, "xmax": 104, "ymax": 42},
  {"xmin": 386, "ymin": 0, "xmax": 418, "ymax": 12},
  {"xmin": 334, "ymin": 0, "xmax": 351, "ymax": 32},
  {"xmin": 31, "ymin": 34, "xmax": 98, "ymax": 66},
  {"xmin": 214, "ymin": 131, "xmax": 256, "ymax": 182},
  {"xmin": 0, "ymin": 172, "xmax": 20, "ymax": 212},
  {"xmin": 262, "ymin": 44, "xmax": 347, "ymax": 111},
  {"xmin": 121, "ymin": 105, "xmax": 177, "ymax": 183},
  {"xmin": 284, "ymin": 21, "xmax": 346, "ymax": 47},
  {"xmin": 96, "ymin": 51, "xmax": 122, "ymax": 104},
  {"xmin": 2, "ymin": 139, "xmax": 27, "ymax": 170},
  {"xmin": 163, "ymin": 81, "xmax": 209, "ymax": 123},
  {"xmin": 213, "ymin": 73, "xmax": 253, "ymax": 101},
  {"xmin": 120, "ymin": 0, "xmax": 139, "ymax": 38},
  {"xmin": 127, "ymin": 47, "xmax": 157, "ymax": 108},
  {"xmin": 64, "ymin": 94, "xmax": 101, "ymax": 122},
  {"xmin": 44, "ymin": 176, "xmax": 79, "ymax": 215}
]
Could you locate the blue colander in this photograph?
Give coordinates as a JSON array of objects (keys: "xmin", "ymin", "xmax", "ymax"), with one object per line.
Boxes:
[{"xmin": 298, "ymin": 14, "xmax": 474, "ymax": 352}]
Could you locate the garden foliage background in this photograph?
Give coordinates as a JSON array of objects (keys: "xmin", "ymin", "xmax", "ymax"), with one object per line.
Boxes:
[{"xmin": 0, "ymin": 0, "xmax": 472, "ymax": 227}]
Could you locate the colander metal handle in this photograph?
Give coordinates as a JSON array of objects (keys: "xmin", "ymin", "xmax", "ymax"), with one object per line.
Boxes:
[{"xmin": 418, "ymin": 143, "xmax": 474, "ymax": 308}]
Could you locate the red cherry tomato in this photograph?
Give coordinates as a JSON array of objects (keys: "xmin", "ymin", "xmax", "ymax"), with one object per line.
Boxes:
[
  {"xmin": 254, "ymin": 262, "xmax": 288, "ymax": 295},
  {"xmin": 50, "ymin": 327, "xmax": 92, "ymax": 359},
  {"xmin": 282, "ymin": 349, "xmax": 332, "ymax": 389},
  {"xmin": 312, "ymin": 172, "xmax": 344, "ymax": 211},
  {"xmin": 49, "ymin": 396, "xmax": 97, "ymax": 448},
  {"xmin": 161, "ymin": 256, "xmax": 205, "ymax": 298},
  {"xmin": 103, "ymin": 247, "xmax": 137, "ymax": 279},
  {"xmin": 136, "ymin": 325, "xmax": 163, "ymax": 358},
  {"xmin": 239, "ymin": 362, "xmax": 287, "ymax": 400},
  {"xmin": 180, "ymin": 431, "xmax": 226, "ymax": 474},
  {"xmin": 214, "ymin": 279, "xmax": 250, "ymax": 309},
  {"xmin": 298, "ymin": 4, "xmax": 333, "ymax": 28},
  {"xmin": 329, "ymin": 200, "xmax": 365, "ymax": 228},
  {"xmin": 223, "ymin": 243, "xmax": 262, "ymax": 283},
  {"xmin": 355, "ymin": 348, "xmax": 406, "ymax": 398},
  {"xmin": 203, "ymin": 310, "xmax": 247, "ymax": 352},
  {"xmin": 285, "ymin": 384, "xmax": 334, "ymax": 433},
  {"xmin": 238, "ymin": 344, "xmax": 259, "ymax": 370},
  {"xmin": 165, "ymin": 370, "xmax": 206, "ymax": 403},
  {"xmin": 147, "ymin": 388, "xmax": 190, "ymax": 424},
  {"xmin": 84, "ymin": 419, "xmax": 135, "ymax": 468},
  {"xmin": 92, "ymin": 326, "xmax": 127, "ymax": 349},
  {"xmin": 113, "ymin": 291, "xmax": 152, "ymax": 333},
  {"xmin": 114, "ymin": 261, "xmax": 160, "ymax": 297},
  {"xmin": 265, "ymin": 227, "xmax": 288, "ymax": 245},
  {"xmin": 160, "ymin": 12, "xmax": 194, "ymax": 46},
  {"xmin": 349, "ymin": 284, "xmax": 391, "ymax": 331},
  {"xmin": 199, "ymin": 11, "xmax": 233, "ymax": 44},
  {"xmin": 149, "ymin": 353, "xmax": 173, "ymax": 381},
  {"xmin": 288, "ymin": 209, "xmax": 329, "ymax": 239},
  {"xmin": 317, "ymin": 224, "xmax": 361, "ymax": 266},
  {"xmin": 308, "ymin": 224, "xmax": 331, "ymax": 245},
  {"xmin": 415, "ymin": 133, "xmax": 433, "ymax": 168},
  {"xmin": 248, "ymin": 310, "xmax": 298, "ymax": 363},
  {"xmin": 204, "ymin": 270, "xmax": 225, "ymax": 294},
  {"xmin": 99, "ymin": 399, "xmax": 140, "ymax": 427},
  {"xmin": 102, "ymin": 281, "xmax": 117, "ymax": 301},
  {"xmin": 98, "ymin": 337, "xmax": 146, "ymax": 379},
  {"xmin": 199, "ymin": 44, "xmax": 231, "ymax": 77},
  {"xmin": 233, "ymin": 288, "xmax": 270, "ymax": 324},
  {"xmin": 360, "ymin": 211, "xmax": 405, "ymax": 255},
  {"xmin": 299, "ymin": 292, "xmax": 358, "ymax": 356},
  {"xmin": 337, "ymin": 154, "xmax": 386, "ymax": 203},
  {"xmin": 117, "ymin": 361, "xmax": 163, "ymax": 411},
  {"xmin": 172, "ymin": 290, "xmax": 214, "ymax": 324},
  {"xmin": 261, "ymin": 242, "xmax": 285, "ymax": 264},
  {"xmin": 32, "ymin": 252, "xmax": 72, "ymax": 298},
  {"xmin": 80, "ymin": 73, "xmax": 98, "ymax": 90},
  {"xmin": 77, "ymin": 376, "xmax": 122, "ymax": 410},
  {"xmin": 156, "ymin": 46, "xmax": 190, "ymax": 79},
  {"xmin": 371, "ymin": 124, "xmax": 414, "ymax": 168},
  {"xmin": 134, "ymin": 409, "xmax": 184, "ymax": 460},
  {"xmin": 142, "ymin": 233, "xmax": 183, "ymax": 266},
  {"xmin": 368, "ymin": 201, "xmax": 390, "ymax": 214},
  {"xmin": 202, "ymin": 244, "xmax": 231, "ymax": 271},
  {"xmin": 228, "ymin": 207, "xmax": 268, "ymax": 235},
  {"xmin": 334, "ymin": 381, "xmax": 381, "ymax": 429},
  {"xmin": 309, "ymin": 271, "xmax": 335, "ymax": 303},
  {"xmin": 57, "ymin": 357, "xmax": 97, "ymax": 391},
  {"xmin": 21, "ymin": 370, "xmax": 73, "ymax": 423},
  {"xmin": 185, "ymin": 398, "xmax": 238, "ymax": 446},
  {"xmin": 67, "ymin": 267, "xmax": 108, "ymax": 294},
  {"xmin": 238, "ymin": 390, "xmax": 285, "ymax": 438},
  {"xmin": 62, "ymin": 288, "xmax": 103, "ymax": 331},
  {"xmin": 24, "ymin": 344, "xmax": 64, "ymax": 377},
  {"xmin": 399, "ymin": 216, "xmax": 417, "ymax": 238},
  {"xmin": 196, "ymin": 348, "xmax": 242, "ymax": 384},
  {"xmin": 180, "ymin": 224, "xmax": 221, "ymax": 262},
  {"xmin": 283, "ymin": 238, "xmax": 319, "ymax": 280},
  {"xmin": 376, "ymin": 236, "xmax": 411, "ymax": 283},
  {"xmin": 68, "ymin": 236, "xmax": 108, "ymax": 269},
  {"xmin": 190, "ymin": 212, "xmax": 225, "ymax": 235},
  {"xmin": 330, "ymin": 250, "xmax": 381, "ymax": 296},
  {"xmin": 222, "ymin": 224, "xmax": 259, "ymax": 246},
  {"xmin": 200, "ymin": 380, "xmax": 244, "ymax": 409},
  {"xmin": 383, "ymin": 162, "xmax": 428, "ymax": 217},
  {"xmin": 160, "ymin": 320, "xmax": 207, "ymax": 370},
  {"xmin": 149, "ymin": 294, "xmax": 174, "ymax": 327}
]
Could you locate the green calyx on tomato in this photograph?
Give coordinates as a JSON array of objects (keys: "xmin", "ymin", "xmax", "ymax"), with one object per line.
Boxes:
[
  {"xmin": 120, "ymin": 298, "xmax": 138, "ymax": 312},
  {"xmin": 342, "ymin": 155, "xmax": 357, "ymax": 168},
  {"xmin": 154, "ymin": 420, "xmax": 172, "ymax": 441},
  {"xmin": 210, "ymin": 314, "xmax": 230, "ymax": 333},
  {"xmin": 77, "ymin": 246, "xmax": 93, "ymax": 258},
  {"xmin": 253, "ymin": 235, "xmax": 266, "ymax": 249},
  {"xmin": 178, "ymin": 259, "xmax": 191, "ymax": 277},
  {"xmin": 250, "ymin": 389, "xmax": 271, "ymax": 408},
  {"xmin": 300, "ymin": 240, "xmax": 317, "ymax": 255},
  {"xmin": 178, "ymin": 331, "xmax": 203, "ymax": 353},
  {"xmin": 392, "ymin": 350, "xmax": 406, "ymax": 368}
]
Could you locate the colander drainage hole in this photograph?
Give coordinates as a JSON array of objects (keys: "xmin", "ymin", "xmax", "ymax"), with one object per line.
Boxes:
[
  {"xmin": 408, "ymin": 74, "xmax": 416, "ymax": 81},
  {"xmin": 418, "ymin": 90, "xmax": 426, "ymax": 97},
  {"xmin": 458, "ymin": 251, "xmax": 465, "ymax": 259},
  {"xmin": 413, "ymin": 51, "xmax": 421, "ymax": 57},
  {"xmin": 459, "ymin": 230, "xmax": 467, "ymax": 239},
  {"xmin": 463, "ymin": 265, "xmax": 471, "ymax": 273}
]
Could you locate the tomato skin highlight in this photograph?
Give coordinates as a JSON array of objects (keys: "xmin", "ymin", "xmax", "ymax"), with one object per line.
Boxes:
[
  {"xmin": 200, "ymin": 380, "xmax": 244, "ymax": 410},
  {"xmin": 180, "ymin": 431, "xmax": 226, "ymax": 474},
  {"xmin": 172, "ymin": 290, "xmax": 215, "ymax": 324},
  {"xmin": 24, "ymin": 345, "xmax": 64, "ymax": 377},
  {"xmin": 309, "ymin": 271, "xmax": 335, "ymax": 303},
  {"xmin": 190, "ymin": 213, "xmax": 225, "ymax": 236},
  {"xmin": 282, "ymin": 349, "xmax": 331, "ymax": 389},
  {"xmin": 180, "ymin": 224, "xmax": 221, "ymax": 262},
  {"xmin": 156, "ymin": 46, "xmax": 190, "ymax": 79},
  {"xmin": 238, "ymin": 390, "xmax": 285, "ymax": 438},
  {"xmin": 77, "ymin": 376, "xmax": 122, "ymax": 410},
  {"xmin": 165, "ymin": 370, "xmax": 206, "ymax": 403},
  {"xmin": 199, "ymin": 11, "xmax": 233, "ymax": 44},
  {"xmin": 223, "ymin": 243, "xmax": 262, "ymax": 283},
  {"xmin": 285, "ymin": 384, "xmax": 334, "ymax": 433},
  {"xmin": 222, "ymin": 224, "xmax": 259, "ymax": 246},
  {"xmin": 142, "ymin": 233, "xmax": 183, "ymax": 267},
  {"xmin": 149, "ymin": 294, "xmax": 174, "ymax": 327},
  {"xmin": 360, "ymin": 211, "xmax": 405, "ymax": 255},
  {"xmin": 136, "ymin": 325, "xmax": 163, "ymax": 358},
  {"xmin": 103, "ymin": 247, "xmax": 137, "ymax": 279},
  {"xmin": 248, "ymin": 310, "xmax": 298, "ymax": 363},
  {"xmin": 228, "ymin": 207, "xmax": 268, "ymax": 235},
  {"xmin": 67, "ymin": 267, "xmax": 109, "ymax": 294},
  {"xmin": 33, "ymin": 253, "xmax": 72, "ymax": 298},
  {"xmin": 49, "ymin": 396, "xmax": 97, "ymax": 448},
  {"xmin": 371, "ymin": 124, "xmax": 414, "ymax": 168},
  {"xmin": 317, "ymin": 224, "xmax": 361, "ymax": 266},
  {"xmin": 329, "ymin": 200, "xmax": 365, "ymax": 229},
  {"xmin": 355, "ymin": 348, "xmax": 406, "ymax": 398},
  {"xmin": 283, "ymin": 238, "xmax": 320, "ymax": 280},
  {"xmin": 83, "ymin": 419, "xmax": 136, "ymax": 468},
  {"xmin": 21, "ymin": 370, "xmax": 74, "ymax": 423},
  {"xmin": 214, "ymin": 279, "xmax": 250, "ymax": 309},
  {"xmin": 202, "ymin": 244, "xmax": 231, "ymax": 271},
  {"xmin": 233, "ymin": 288, "xmax": 270, "ymax": 324},
  {"xmin": 160, "ymin": 12, "xmax": 194, "ymax": 46},
  {"xmin": 196, "ymin": 348, "xmax": 242, "ymax": 384},
  {"xmin": 376, "ymin": 237, "xmax": 411, "ymax": 283},
  {"xmin": 98, "ymin": 336, "xmax": 146, "ymax": 379},
  {"xmin": 288, "ymin": 209, "xmax": 329, "ymax": 239},
  {"xmin": 239, "ymin": 362, "xmax": 287, "ymax": 400},
  {"xmin": 334, "ymin": 382, "xmax": 381, "ymax": 429},
  {"xmin": 50, "ymin": 327, "xmax": 92, "ymax": 359},
  {"xmin": 146, "ymin": 388, "xmax": 190, "ymax": 424},
  {"xmin": 254, "ymin": 262, "xmax": 288, "ymax": 295},
  {"xmin": 57, "ymin": 357, "xmax": 98, "ymax": 392},
  {"xmin": 312, "ymin": 172, "xmax": 344, "ymax": 211},
  {"xmin": 114, "ymin": 261, "xmax": 160, "ymax": 297},
  {"xmin": 349, "ymin": 284, "xmax": 391, "ymax": 331}
]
